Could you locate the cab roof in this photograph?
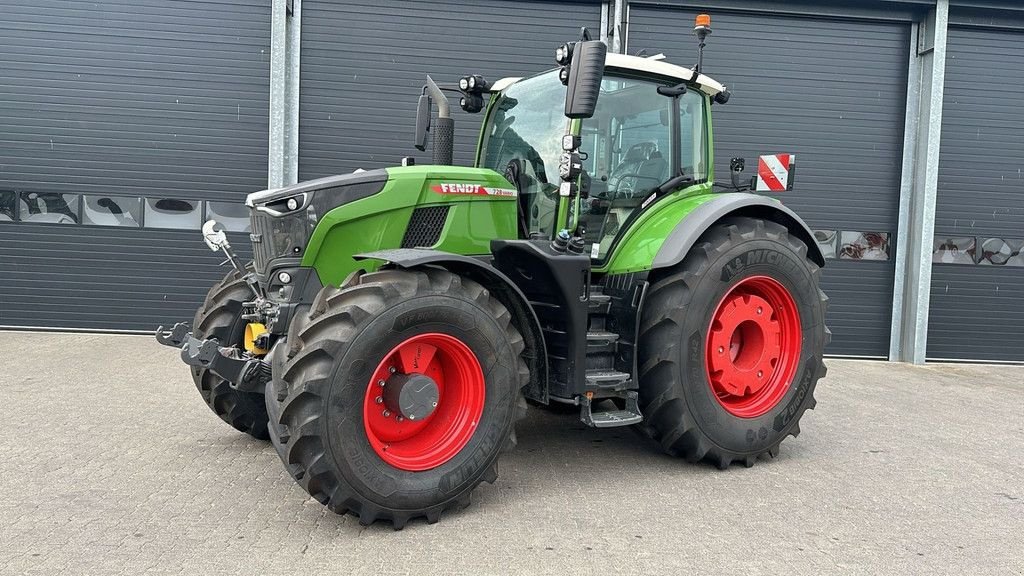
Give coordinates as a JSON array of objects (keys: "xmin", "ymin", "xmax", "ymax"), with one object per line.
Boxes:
[{"xmin": 491, "ymin": 52, "xmax": 725, "ymax": 96}]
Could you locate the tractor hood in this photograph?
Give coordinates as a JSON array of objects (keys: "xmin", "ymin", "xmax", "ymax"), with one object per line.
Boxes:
[
  {"xmin": 245, "ymin": 169, "xmax": 389, "ymax": 208},
  {"xmin": 245, "ymin": 168, "xmax": 390, "ymax": 275}
]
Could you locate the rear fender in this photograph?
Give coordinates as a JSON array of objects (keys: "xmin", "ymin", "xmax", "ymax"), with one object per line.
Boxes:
[
  {"xmin": 354, "ymin": 249, "xmax": 549, "ymax": 403},
  {"xmin": 652, "ymin": 193, "xmax": 825, "ymax": 271}
]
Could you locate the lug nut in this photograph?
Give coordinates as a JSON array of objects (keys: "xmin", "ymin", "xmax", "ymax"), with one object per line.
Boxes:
[
  {"xmin": 375, "ymin": 396, "xmax": 383, "ymax": 404},
  {"xmin": 756, "ymin": 306, "xmax": 762, "ymax": 315},
  {"xmin": 377, "ymin": 379, "xmax": 385, "ymax": 387},
  {"xmin": 432, "ymin": 402, "xmax": 437, "ymax": 407},
  {"xmin": 382, "ymin": 410, "xmax": 391, "ymax": 418},
  {"xmin": 757, "ymin": 370, "xmax": 763, "ymax": 378},
  {"xmin": 397, "ymin": 416, "xmax": 404, "ymax": 422},
  {"xmin": 389, "ymin": 366, "xmax": 397, "ymax": 374},
  {"xmin": 408, "ymin": 414, "xmax": 416, "ymax": 420},
  {"xmin": 718, "ymin": 346, "xmax": 724, "ymax": 354}
]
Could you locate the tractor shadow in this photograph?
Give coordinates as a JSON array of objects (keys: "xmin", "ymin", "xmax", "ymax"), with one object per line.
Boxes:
[
  {"xmin": 505, "ymin": 400, "xmax": 752, "ymax": 476},
  {"xmin": 279, "ymin": 401, "xmax": 790, "ymax": 533},
  {"xmin": 513, "ymin": 401, "xmax": 662, "ymax": 460}
]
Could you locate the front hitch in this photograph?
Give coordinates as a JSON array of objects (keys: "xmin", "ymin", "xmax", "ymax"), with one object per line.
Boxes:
[
  {"xmin": 155, "ymin": 322, "xmax": 271, "ymax": 393},
  {"xmin": 155, "ymin": 322, "xmax": 191, "ymax": 348}
]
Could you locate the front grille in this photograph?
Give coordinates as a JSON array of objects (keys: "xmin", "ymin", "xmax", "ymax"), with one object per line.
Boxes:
[
  {"xmin": 250, "ymin": 211, "xmax": 275, "ymax": 273},
  {"xmin": 401, "ymin": 206, "xmax": 450, "ymax": 248}
]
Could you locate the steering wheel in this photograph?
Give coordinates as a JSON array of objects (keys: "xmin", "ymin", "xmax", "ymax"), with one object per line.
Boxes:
[{"xmin": 608, "ymin": 173, "xmax": 664, "ymax": 198}]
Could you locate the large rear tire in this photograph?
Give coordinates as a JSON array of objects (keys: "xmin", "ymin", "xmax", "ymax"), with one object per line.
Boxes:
[
  {"xmin": 637, "ymin": 217, "xmax": 828, "ymax": 468},
  {"xmin": 268, "ymin": 267, "xmax": 529, "ymax": 528},
  {"xmin": 190, "ymin": 267, "xmax": 270, "ymax": 440}
]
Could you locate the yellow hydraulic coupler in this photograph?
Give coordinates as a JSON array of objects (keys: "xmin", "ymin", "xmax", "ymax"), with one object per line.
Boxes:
[{"xmin": 244, "ymin": 323, "xmax": 270, "ymax": 355}]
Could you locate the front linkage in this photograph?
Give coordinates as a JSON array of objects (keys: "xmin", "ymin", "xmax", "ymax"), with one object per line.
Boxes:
[{"xmin": 155, "ymin": 222, "xmax": 275, "ymax": 394}]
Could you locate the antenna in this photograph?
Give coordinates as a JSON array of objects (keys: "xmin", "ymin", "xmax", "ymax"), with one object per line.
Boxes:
[{"xmin": 694, "ymin": 14, "xmax": 711, "ymax": 74}]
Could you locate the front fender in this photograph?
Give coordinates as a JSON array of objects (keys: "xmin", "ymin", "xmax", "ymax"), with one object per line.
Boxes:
[{"xmin": 354, "ymin": 249, "xmax": 549, "ymax": 403}]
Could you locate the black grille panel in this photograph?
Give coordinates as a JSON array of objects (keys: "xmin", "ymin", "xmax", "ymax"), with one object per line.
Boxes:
[
  {"xmin": 250, "ymin": 211, "xmax": 275, "ymax": 273},
  {"xmin": 401, "ymin": 206, "xmax": 450, "ymax": 248}
]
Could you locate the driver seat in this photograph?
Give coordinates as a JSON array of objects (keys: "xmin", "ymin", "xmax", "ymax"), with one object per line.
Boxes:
[
  {"xmin": 608, "ymin": 142, "xmax": 655, "ymax": 184},
  {"xmin": 635, "ymin": 150, "xmax": 668, "ymax": 188}
]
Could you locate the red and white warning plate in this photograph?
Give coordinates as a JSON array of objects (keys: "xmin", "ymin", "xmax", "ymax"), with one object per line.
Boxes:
[
  {"xmin": 431, "ymin": 183, "xmax": 517, "ymax": 197},
  {"xmin": 755, "ymin": 154, "xmax": 796, "ymax": 192}
]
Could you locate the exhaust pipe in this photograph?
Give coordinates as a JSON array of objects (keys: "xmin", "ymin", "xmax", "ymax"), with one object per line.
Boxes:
[{"xmin": 425, "ymin": 75, "xmax": 454, "ymax": 165}]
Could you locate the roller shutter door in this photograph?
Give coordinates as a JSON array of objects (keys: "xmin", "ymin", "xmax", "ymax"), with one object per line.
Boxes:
[
  {"xmin": 298, "ymin": 0, "xmax": 603, "ymax": 179},
  {"xmin": 0, "ymin": 0, "xmax": 268, "ymax": 331},
  {"xmin": 928, "ymin": 27, "xmax": 1024, "ymax": 363},
  {"xmin": 627, "ymin": 5, "xmax": 909, "ymax": 357}
]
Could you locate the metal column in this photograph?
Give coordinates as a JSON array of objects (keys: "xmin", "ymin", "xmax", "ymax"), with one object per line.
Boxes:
[
  {"xmin": 889, "ymin": 0, "xmax": 949, "ymax": 364},
  {"xmin": 611, "ymin": 0, "xmax": 625, "ymax": 53},
  {"xmin": 269, "ymin": 0, "xmax": 301, "ymax": 189}
]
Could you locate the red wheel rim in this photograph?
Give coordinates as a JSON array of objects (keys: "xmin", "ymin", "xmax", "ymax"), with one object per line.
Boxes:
[
  {"xmin": 363, "ymin": 333, "xmax": 485, "ymax": 471},
  {"xmin": 705, "ymin": 275, "xmax": 802, "ymax": 418}
]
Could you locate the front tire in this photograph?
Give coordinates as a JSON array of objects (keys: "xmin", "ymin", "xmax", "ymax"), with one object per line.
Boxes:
[
  {"xmin": 269, "ymin": 267, "xmax": 529, "ymax": 528},
  {"xmin": 637, "ymin": 218, "xmax": 828, "ymax": 468},
  {"xmin": 190, "ymin": 267, "xmax": 270, "ymax": 440}
]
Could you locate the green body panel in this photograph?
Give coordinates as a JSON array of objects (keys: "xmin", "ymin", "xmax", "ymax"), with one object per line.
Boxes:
[
  {"xmin": 301, "ymin": 165, "xmax": 518, "ymax": 287},
  {"xmin": 596, "ymin": 183, "xmax": 717, "ymax": 274}
]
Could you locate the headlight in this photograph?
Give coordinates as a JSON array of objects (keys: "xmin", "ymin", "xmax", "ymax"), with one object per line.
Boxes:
[{"xmin": 260, "ymin": 193, "xmax": 307, "ymax": 216}]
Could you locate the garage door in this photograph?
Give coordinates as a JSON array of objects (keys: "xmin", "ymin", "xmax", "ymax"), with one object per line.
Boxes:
[
  {"xmin": 928, "ymin": 26, "xmax": 1024, "ymax": 363},
  {"xmin": 627, "ymin": 5, "xmax": 909, "ymax": 357},
  {"xmin": 298, "ymin": 0, "xmax": 603, "ymax": 179},
  {"xmin": 0, "ymin": 1, "xmax": 268, "ymax": 331}
]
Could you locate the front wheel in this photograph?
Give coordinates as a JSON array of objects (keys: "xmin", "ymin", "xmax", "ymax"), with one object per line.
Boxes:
[
  {"xmin": 190, "ymin": 267, "xmax": 270, "ymax": 440},
  {"xmin": 269, "ymin": 267, "xmax": 529, "ymax": 528},
  {"xmin": 637, "ymin": 217, "xmax": 828, "ymax": 468}
]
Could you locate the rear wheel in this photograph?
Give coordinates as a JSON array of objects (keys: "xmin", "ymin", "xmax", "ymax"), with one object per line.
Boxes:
[
  {"xmin": 190, "ymin": 267, "xmax": 270, "ymax": 440},
  {"xmin": 269, "ymin": 267, "xmax": 529, "ymax": 528},
  {"xmin": 637, "ymin": 218, "xmax": 828, "ymax": 468}
]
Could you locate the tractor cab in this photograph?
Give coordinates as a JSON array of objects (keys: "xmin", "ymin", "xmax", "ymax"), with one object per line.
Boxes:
[{"xmin": 479, "ymin": 56, "xmax": 722, "ymax": 259}]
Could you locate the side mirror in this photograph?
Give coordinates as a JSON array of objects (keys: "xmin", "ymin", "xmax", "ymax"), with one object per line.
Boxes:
[
  {"xmin": 564, "ymin": 40, "xmax": 607, "ymax": 119},
  {"xmin": 414, "ymin": 94, "xmax": 431, "ymax": 151},
  {"xmin": 202, "ymin": 220, "xmax": 228, "ymax": 252}
]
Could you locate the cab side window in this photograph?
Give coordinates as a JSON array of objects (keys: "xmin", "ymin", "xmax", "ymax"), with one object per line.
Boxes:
[{"xmin": 581, "ymin": 78, "xmax": 705, "ymax": 260}]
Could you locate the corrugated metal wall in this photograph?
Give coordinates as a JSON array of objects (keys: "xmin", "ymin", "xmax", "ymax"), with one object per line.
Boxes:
[
  {"xmin": 298, "ymin": 0, "xmax": 604, "ymax": 179},
  {"xmin": 627, "ymin": 5, "xmax": 910, "ymax": 357},
  {"xmin": 1, "ymin": 0, "xmax": 1018, "ymax": 362},
  {"xmin": 928, "ymin": 26, "xmax": 1024, "ymax": 362},
  {"xmin": 0, "ymin": 0, "xmax": 269, "ymax": 330}
]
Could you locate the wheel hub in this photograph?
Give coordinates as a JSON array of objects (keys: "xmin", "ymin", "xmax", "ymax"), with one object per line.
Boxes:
[
  {"xmin": 708, "ymin": 293, "xmax": 777, "ymax": 397},
  {"xmin": 363, "ymin": 333, "xmax": 485, "ymax": 471},
  {"xmin": 383, "ymin": 373, "xmax": 440, "ymax": 422},
  {"xmin": 705, "ymin": 275, "xmax": 802, "ymax": 418}
]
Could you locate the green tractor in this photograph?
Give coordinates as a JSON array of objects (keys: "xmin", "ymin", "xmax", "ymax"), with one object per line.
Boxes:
[{"xmin": 157, "ymin": 17, "xmax": 827, "ymax": 528}]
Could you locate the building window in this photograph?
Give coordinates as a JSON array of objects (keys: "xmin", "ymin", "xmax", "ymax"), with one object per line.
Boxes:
[
  {"xmin": 813, "ymin": 230, "xmax": 837, "ymax": 259},
  {"xmin": 0, "ymin": 190, "xmax": 16, "ymax": 221},
  {"xmin": 206, "ymin": 201, "xmax": 251, "ymax": 233},
  {"xmin": 978, "ymin": 238, "xmax": 1024, "ymax": 267},
  {"xmin": 144, "ymin": 198, "xmax": 202, "ymax": 230},
  {"xmin": 82, "ymin": 196, "xmax": 142, "ymax": 227},
  {"xmin": 839, "ymin": 231, "xmax": 890, "ymax": 261},
  {"xmin": 933, "ymin": 236, "xmax": 976, "ymax": 265},
  {"xmin": 19, "ymin": 192, "xmax": 79, "ymax": 224}
]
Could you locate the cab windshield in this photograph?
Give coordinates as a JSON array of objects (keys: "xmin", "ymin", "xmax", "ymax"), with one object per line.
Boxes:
[{"xmin": 480, "ymin": 69, "xmax": 706, "ymax": 258}]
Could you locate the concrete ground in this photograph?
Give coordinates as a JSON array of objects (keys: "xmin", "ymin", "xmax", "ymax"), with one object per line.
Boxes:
[{"xmin": 0, "ymin": 331, "xmax": 1021, "ymax": 575}]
